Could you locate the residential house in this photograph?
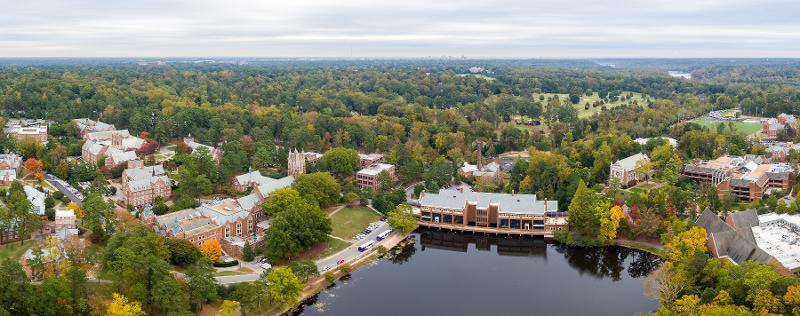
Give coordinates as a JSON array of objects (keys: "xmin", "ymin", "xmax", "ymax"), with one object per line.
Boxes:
[{"xmin": 24, "ymin": 185, "xmax": 46, "ymax": 216}]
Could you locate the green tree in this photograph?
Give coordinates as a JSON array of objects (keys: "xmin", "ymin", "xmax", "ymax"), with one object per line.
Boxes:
[
  {"xmin": 567, "ymin": 180, "xmax": 600, "ymax": 237},
  {"xmin": 82, "ymin": 193, "xmax": 115, "ymax": 242},
  {"xmin": 0, "ymin": 260, "xmax": 34, "ymax": 315},
  {"xmin": 292, "ymin": 172, "xmax": 341, "ymax": 208},
  {"xmin": 242, "ymin": 241, "xmax": 255, "ymax": 262},
  {"xmin": 167, "ymin": 239, "xmax": 201, "ymax": 266},
  {"xmin": 186, "ymin": 259, "xmax": 218, "ymax": 312},
  {"xmin": 317, "ymin": 147, "xmax": 360, "ymax": 178},
  {"xmin": 261, "ymin": 188, "xmax": 303, "ymax": 216},
  {"xmin": 266, "ymin": 267, "xmax": 303, "ymax": 309},
  {"xmin": 288, "ymin": 259, "xmax": 319, "ymax": 281},
  {"xmin": 5, "ymin": 187, "xmax": 41, "ymax": 245},
  {"xmin": 424, "ymin": 157, "xmax": 453, "ymax": 188},
  {"xmin": 220, "ymin": 141, "xmax": 249, "ymax": 182},
  {"xmin": 388, "ymin": 203, "xmax": 417, "ymax": 234},
  {"xmin": 264, "ymin": 200, "xmax": 332, "ymax": 261}
]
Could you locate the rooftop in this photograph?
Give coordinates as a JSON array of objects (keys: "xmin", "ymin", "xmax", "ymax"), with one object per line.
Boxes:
[
  {"xmin": 419, "ymin": 188, "xmax": 557, "ymax": 214},
  {"xmin": 752, "ymin": 213, "xmax": 800, "ymax": 271},
  {"xmin": 358, "ymin": 163, "xmax": 394, "ymax": 176}
]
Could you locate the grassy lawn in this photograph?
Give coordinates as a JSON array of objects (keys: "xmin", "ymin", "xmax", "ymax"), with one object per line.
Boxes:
[
  {"xmin": 532, "ymin": 91, "xmax": 649, "ymax": 119},
  {"xmin": 330, "ymin": 207, "xmax": 381, "ymax": 240},
  {"xmin": 0, "ymin": 240, "xmax": 36, "ymax": 262},
  {"xmin": 315, "ymin": 238, "xmax": 351, "ymax": 260},
  {"xmin": 214, "ymin": 267, "xmax": 254, "ymax": 277},
  {"xmin": 689, "ymin": 117, "xmax": 762, "ymax": 135}
]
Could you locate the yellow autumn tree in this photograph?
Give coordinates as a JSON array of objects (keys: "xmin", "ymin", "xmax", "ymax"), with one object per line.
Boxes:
[
  {"xmin": 107, "ymin": 293, "xmax": 145, "ymax": 316},
  {"xmin": 66, "ymin": 202, "xmax": 83, "ymax": 218},
  {"xmin": 218, "ymin": 300, "xmax": 241, "ymax": 316},
  {"xmin": 200, "ymin": 239, "xmax": 222, "ymax": 262},
  {"xmin": 665, "ymin": 226, "xmax": 707, "ymax": 265},
  {"xmin": 597, "ymin": 204, "xmax": 624, "ymax": 242},
  {"xmin": 784, "ymin": 285, "xmax": 800, "ymax": 314}
]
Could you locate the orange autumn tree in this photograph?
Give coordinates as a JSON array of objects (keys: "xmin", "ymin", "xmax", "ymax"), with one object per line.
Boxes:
[
  {"xmin": 24, "ymin": 158, "xmax": 44, "ymax": 178},
  {"xmin": 200, "ymin": 239, "xmax": 223, "ymax": 262}
]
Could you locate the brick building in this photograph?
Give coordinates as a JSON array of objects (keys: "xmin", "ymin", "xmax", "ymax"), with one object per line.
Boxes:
[
  {"xmin": 121, "ymin": 160, "xmax": 172, "ymax": 207},
  {"xmin": 682, "ymin": 155, "xmax": 793, "ymax": 201},
  {"xmin": 356, "ymin": 163, "xmax": 395, "ymax": 189}
]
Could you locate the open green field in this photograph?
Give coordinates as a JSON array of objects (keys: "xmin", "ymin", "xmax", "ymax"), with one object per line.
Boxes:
[
  {"xmin": 0, "ymin": 240, "xmax": 35, "ymax": 262},
  {"xmin": 689, "ymin": 117, "xmax": 762, "ymax": 135},
  {"xmin": 330, "ymin": 207, "xmax": 381, "ymax": 240},
  {"xmin": 533, "ymin": 91, "xmax": 649, "ymax": 118}
]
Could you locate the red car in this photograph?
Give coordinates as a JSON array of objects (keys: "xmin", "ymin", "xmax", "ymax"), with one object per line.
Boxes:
[{"xmin": 337, "ymin": 259, "xmax": 345, "ymax": 265}]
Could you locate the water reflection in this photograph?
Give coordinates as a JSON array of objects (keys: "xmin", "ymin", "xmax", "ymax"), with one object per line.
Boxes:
[{"xmin": 294, "ymin": 229, "xmax": 661, "ymax": 316}]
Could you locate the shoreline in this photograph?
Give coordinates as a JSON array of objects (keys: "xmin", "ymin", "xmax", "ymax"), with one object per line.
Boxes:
[
  {"xmin": 268, "ymin": 229, "xmax": 413, "ymax": 316},
  {"xmin": 273, "ymin": 231, "xmax": 663, "ymax": 315}
]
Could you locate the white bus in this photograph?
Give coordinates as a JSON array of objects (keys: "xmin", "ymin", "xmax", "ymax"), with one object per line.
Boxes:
[
  {"xmin": 358, "ymin": 240, "xmax": 376, "ymax": 252},
  {"xmin": 376, "ymin": 229, "xmax": 393, "ymax": 241}
]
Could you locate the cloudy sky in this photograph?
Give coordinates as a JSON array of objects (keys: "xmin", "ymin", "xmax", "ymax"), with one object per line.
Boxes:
[{"xmin": 1, "ymin": 0, "xmax": 799, "ymax": 58}]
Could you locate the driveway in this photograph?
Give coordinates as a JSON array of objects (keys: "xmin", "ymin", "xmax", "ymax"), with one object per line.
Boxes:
[
  {"xmin": 315, "ymin": 221, "xmax": 393, "ymax": 273},
  {"xmin": 46, "ymin": 174, "xmax": 84, "ymax": 206}
]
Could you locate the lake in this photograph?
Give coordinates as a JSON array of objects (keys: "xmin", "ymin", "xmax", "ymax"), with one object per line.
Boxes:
[{"xmin": 294, "ymin": 229, "xmax": 662, "ymax": 316}]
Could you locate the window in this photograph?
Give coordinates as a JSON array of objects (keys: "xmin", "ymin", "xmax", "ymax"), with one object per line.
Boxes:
[
  {"xmin": 225, "ymin": 226, "xmax": 230, "ymax": 238},
  {"xmin": 248, "ymin": 218, "xmax": 253, "ymax": 233},
  {"xmin": 236, "ymin": 222, "xmax": 242, "ymax": 235}
]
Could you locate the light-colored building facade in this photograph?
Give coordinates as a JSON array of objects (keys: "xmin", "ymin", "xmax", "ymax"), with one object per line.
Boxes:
[
  {"xmin": 682, "ymin": 155, "xmax": 793, "ymax": 201},
  {"xmin": 287, "ymin": 149, "xmax": 306, "ymax": 177},
  {"xmin": 73, "ymin": 118, "xmax": 116, "ymax": 138},
  {"xmin": 3, "ymin": 119, "xmax": 48, "ymax": 143},
  {"xmin": 356, "ymin": 163, "xmax": 395, "ymax": 189},
  {"xmin": 24, "ymin": 185, "xmax": 46, "ymax": 216},
  {"xmin": 81, "ymin": 129, "xmax": 145, "ymax": 167},
  {"xmin": 54, "ymin": 209, "xmax": 77, "ymax": 230},
  {"xmin": 609, "ymin": 153, "xmax": 650, "ymax": 187}
]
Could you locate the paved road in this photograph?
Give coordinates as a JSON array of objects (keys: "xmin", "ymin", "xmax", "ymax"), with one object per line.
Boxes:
[
  {"xmin": 315, "ymin": 221, "xmax": 393, "ymax": 273},
  {"xmin": 46, "ymin": 174, "xmax": 83, "ymax": 206}
]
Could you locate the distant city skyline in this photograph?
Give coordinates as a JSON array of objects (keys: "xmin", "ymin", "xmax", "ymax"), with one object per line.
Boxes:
[{"xmin": 1, "ymin": 0, "xmax": 799, "ymax": 58}]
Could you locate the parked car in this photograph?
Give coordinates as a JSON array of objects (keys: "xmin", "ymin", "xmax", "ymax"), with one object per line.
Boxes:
[
  {"xmin": 337, "ymin": 259, "xmax": 345, "ymax": 265},
  {"xmin": 322, "ymin": 266, "xmax": 331, "ymax": 272}
]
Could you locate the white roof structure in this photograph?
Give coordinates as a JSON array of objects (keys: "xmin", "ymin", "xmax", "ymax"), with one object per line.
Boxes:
[
  {"xmin": 635, "ymin": 137, "xmax": 677, "ymax": 147},
  {"xmin": 55, "ymin": 209, "xmax": 76, "ymax": 219},
  {"xmin": 106, "ymin": 147, "xmax": 138, "ymax": 164},
  {"xmin": 0, "ymin": 169, "xmax": 16, "ymax": 182},
  {"xmin": 420, "ymin": 188, "xmax": 558, "ymax": 214},
  {"xmin": 752, "ymin": 213, "xmax": 800, "ymax": 271},
  {"xmin": 611, "ymin": 153, "xmax": 649, "ymax": 171},
  {"xmin": 73, "ymin": 118, "xmax": 115, "ymax": 134},
  {"xmin": 124, "ymin": 165, "xmax": 170, "ymax": 193},
  {"xmin": 255, "ymin": 176, "xmax": 295, "ymax": 197},
  {"xmin": 24, "ymin": 185, "xmax": 46, "ymax": 215},
  {"xmin": 357, "ymin": 163, "xmax": 394, "ymax": 176}
]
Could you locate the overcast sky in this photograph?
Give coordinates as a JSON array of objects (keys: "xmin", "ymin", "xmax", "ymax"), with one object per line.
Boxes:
[{"xmin": 1, "ymin": 0, "xmax": 799, "ymax": 58}]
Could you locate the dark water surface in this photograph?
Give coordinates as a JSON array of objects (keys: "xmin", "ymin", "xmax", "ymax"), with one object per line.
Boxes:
[{"xmin": 295, "ymin": 229, "xmax": 661, "ymax": 316}]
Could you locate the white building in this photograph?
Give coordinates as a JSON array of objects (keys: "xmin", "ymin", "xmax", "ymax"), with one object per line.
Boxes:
[
  {"xmin": 609, "ymin": 153, "xmax": 649, "ymax": 187},
  {"xmin": 751, "ymin": 213, "xmax": 800, "ymax": 273},
  {"xmin": 24, "ymin": 185, "xmax": 46, "ymax": 215}
]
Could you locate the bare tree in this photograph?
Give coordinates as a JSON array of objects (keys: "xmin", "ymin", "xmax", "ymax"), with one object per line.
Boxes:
[{"xmin": 643, "ymin": 265, "xmax": 687, "ymax": 307}]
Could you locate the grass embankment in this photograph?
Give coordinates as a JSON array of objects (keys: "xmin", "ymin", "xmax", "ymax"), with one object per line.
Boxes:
[
  {"xmin": 214, "ymin": 267, "xmax": 254, "ymax": 277},
  {"xmin": 0, "ymin": 240, "xmax": 35, "ymax": 262},
  {"xmin": 330, "ymin": 207, "xmax": 381, "ymax": 240}
]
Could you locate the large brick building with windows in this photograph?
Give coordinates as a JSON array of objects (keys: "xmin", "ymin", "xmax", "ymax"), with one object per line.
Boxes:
[
  {"xmin": 356, "ymin": 163, "xmax": 395, "ymax": 189},
  {"xmin": 682, "ymin": 155, "xmax": 793, "ymax": 201},
  {"xmin": 142, "ymin": 197, "xmax": 263, "ymax": 258},
  {"xmin": 121, "ymin": 160, "xmax": 171, "ymax": 207}
]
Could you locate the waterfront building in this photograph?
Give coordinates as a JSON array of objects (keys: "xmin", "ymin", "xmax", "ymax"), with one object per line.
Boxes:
[
  {"xmin": 356, "ymin": 163, "xmax": 395, "ymax": 189},
  {"xmin": 417, "ymin": 188, "xmax": 567, "ymax": 236},
  {"xmin": 609, "ymin": 153, "xmax": 649, "ymax": 187}
]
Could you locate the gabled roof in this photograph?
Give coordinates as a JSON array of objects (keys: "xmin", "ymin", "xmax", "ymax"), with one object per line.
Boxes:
[{"xmin": 612, "ymin": 153, "xmax": 649, "ymax": 171}]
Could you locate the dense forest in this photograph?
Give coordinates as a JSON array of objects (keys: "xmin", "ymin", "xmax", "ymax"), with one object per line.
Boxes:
[{"xmin": 3, "ymin": 58, "xmax": 800, "ymax": 315}]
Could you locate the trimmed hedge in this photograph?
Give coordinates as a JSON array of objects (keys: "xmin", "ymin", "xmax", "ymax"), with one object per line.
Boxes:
[{"xmin": 213, "ymin": 260, "xmax": 239, "ymax": 268}]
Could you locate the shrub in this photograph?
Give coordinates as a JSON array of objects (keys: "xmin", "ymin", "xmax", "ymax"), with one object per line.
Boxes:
[
  {"xmin": 323, "ymin": 272, "xmax": 336, "ymax": 283},
  {"xmin": 213, "ymin": 260, "xmax": 239, "ymax": 268}
]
